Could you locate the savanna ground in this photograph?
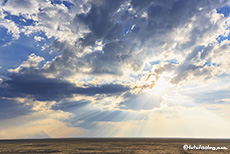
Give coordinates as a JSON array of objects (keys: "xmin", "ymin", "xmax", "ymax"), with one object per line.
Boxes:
[{"xmin": 0, "ymin": 138, "xmax": 230, "ymax": 154}]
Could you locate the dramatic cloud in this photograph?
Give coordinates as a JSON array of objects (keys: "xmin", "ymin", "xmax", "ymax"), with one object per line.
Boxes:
[
  {"xmin": 0, "ymin": 72, "xmax": 130, "ymax": 101},
  {"xmin": 1, "ymin": 0, "xmax": 230, "ymax": 138},
  {"xmin": 0, "ymin": 97, "xmax": 33, "ymax": 120}
]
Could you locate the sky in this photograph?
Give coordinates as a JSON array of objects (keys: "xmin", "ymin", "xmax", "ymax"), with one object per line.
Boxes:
[{"xmin": 0, "ymin": 0, "xmax": 230, "ymax": 139}]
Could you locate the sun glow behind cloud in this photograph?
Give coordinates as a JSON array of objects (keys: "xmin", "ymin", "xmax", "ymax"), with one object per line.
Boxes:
[{"xmin": 152, "ymin": 74, "xmax": 172, "ymax": 93}]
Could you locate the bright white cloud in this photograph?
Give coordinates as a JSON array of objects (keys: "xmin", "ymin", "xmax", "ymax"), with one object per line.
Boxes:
[{"xmin": 8, "ymin": 53, "xmax": 44, "ymax": 72}]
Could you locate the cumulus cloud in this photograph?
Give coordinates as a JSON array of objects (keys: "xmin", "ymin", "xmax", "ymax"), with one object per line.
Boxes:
[
  {"xmin": 1, "ymin": 0, "xmax": 230, "ymax": 110},
  {"xmin": 0, "ymin": 19, "xmax": 20, "ymax": 39},
  {"xmin": 8, "ymin": 53, "xmax": 44, "ymax": 73},
  {"xmin": 2, "ymin": 0, "xmax": 39, "ymax": 17},
  {"xmin": 1, "ymin": 0, "xmax": 229, "ymax": 102},
  {"xmin": 37, "ymin": 0, "xmax": 229, "ymax": 84},
  {"xmin": 1, "ymin": 0, "xmax": 229, "ymax": 83}
]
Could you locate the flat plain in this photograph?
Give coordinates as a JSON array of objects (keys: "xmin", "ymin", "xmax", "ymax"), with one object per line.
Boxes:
[{"xmin": 0, "ymin": 138, "xmax": 230, "ymax": 154}]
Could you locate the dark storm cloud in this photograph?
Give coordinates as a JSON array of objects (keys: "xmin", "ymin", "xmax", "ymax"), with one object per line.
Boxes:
[
  {"xmin": 77, "ymin": 83, "xmax": 130, "ymax": 95},
  {"xmin": 77, "ymin": 0, "xmax": 124, "ymax": 43},
  {"xmin": 86, "ymin": 40, "xmax": 130, "ymax": 75},
  {"xmin": 62, "ymin": 0, "xmax": 227, "ymax": 77},
  {"xmin": 36, "ymin": 0, "xmax": 229, "ymax": 80},
  {"xmin": 0, "ymin": 72, "xmax": 130, "ymax": 101},
  {"xmin": 131, "ymin": 0, "xmax": 153, "ymax": 9},
  {"xmin": 170, "ymin": 44, "xmax": 215, "ymax": 84},
  {"xmin": 0, "ymin": 98, "xmax": 33, "ymax": 120},
  {"xmin": 0, "ymin": 73, "xmax": 76, "ymax": 101}
]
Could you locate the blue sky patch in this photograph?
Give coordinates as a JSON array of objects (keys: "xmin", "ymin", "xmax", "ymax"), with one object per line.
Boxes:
[
  {"xmin": 216, "ymin": 32, "xmax": 230, "ymax": 44},
  {"xmin": 217, "ymin": 5, "xmax": 230, "ymax": 17},
  {"xmin": 165, "ymin": 59, "xmax": 179, "ymax": 64},
  {"xmin": 149, "ymin": 60, "xmax": 161, "ymax": 65},
  {"xmin": 4, "ymin": 13, "xmax": 35, "ymax": 27},
  {"xmin": 203, "ymin": 61, "xmax": 220, "ymax": 67},
  {"xmin": 0, "ymin": 27, "xmax": 13, "ymax": 46},
  {"xmin": 198, "ymin": 45, "xmax": 205, "ymax": 51}
]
